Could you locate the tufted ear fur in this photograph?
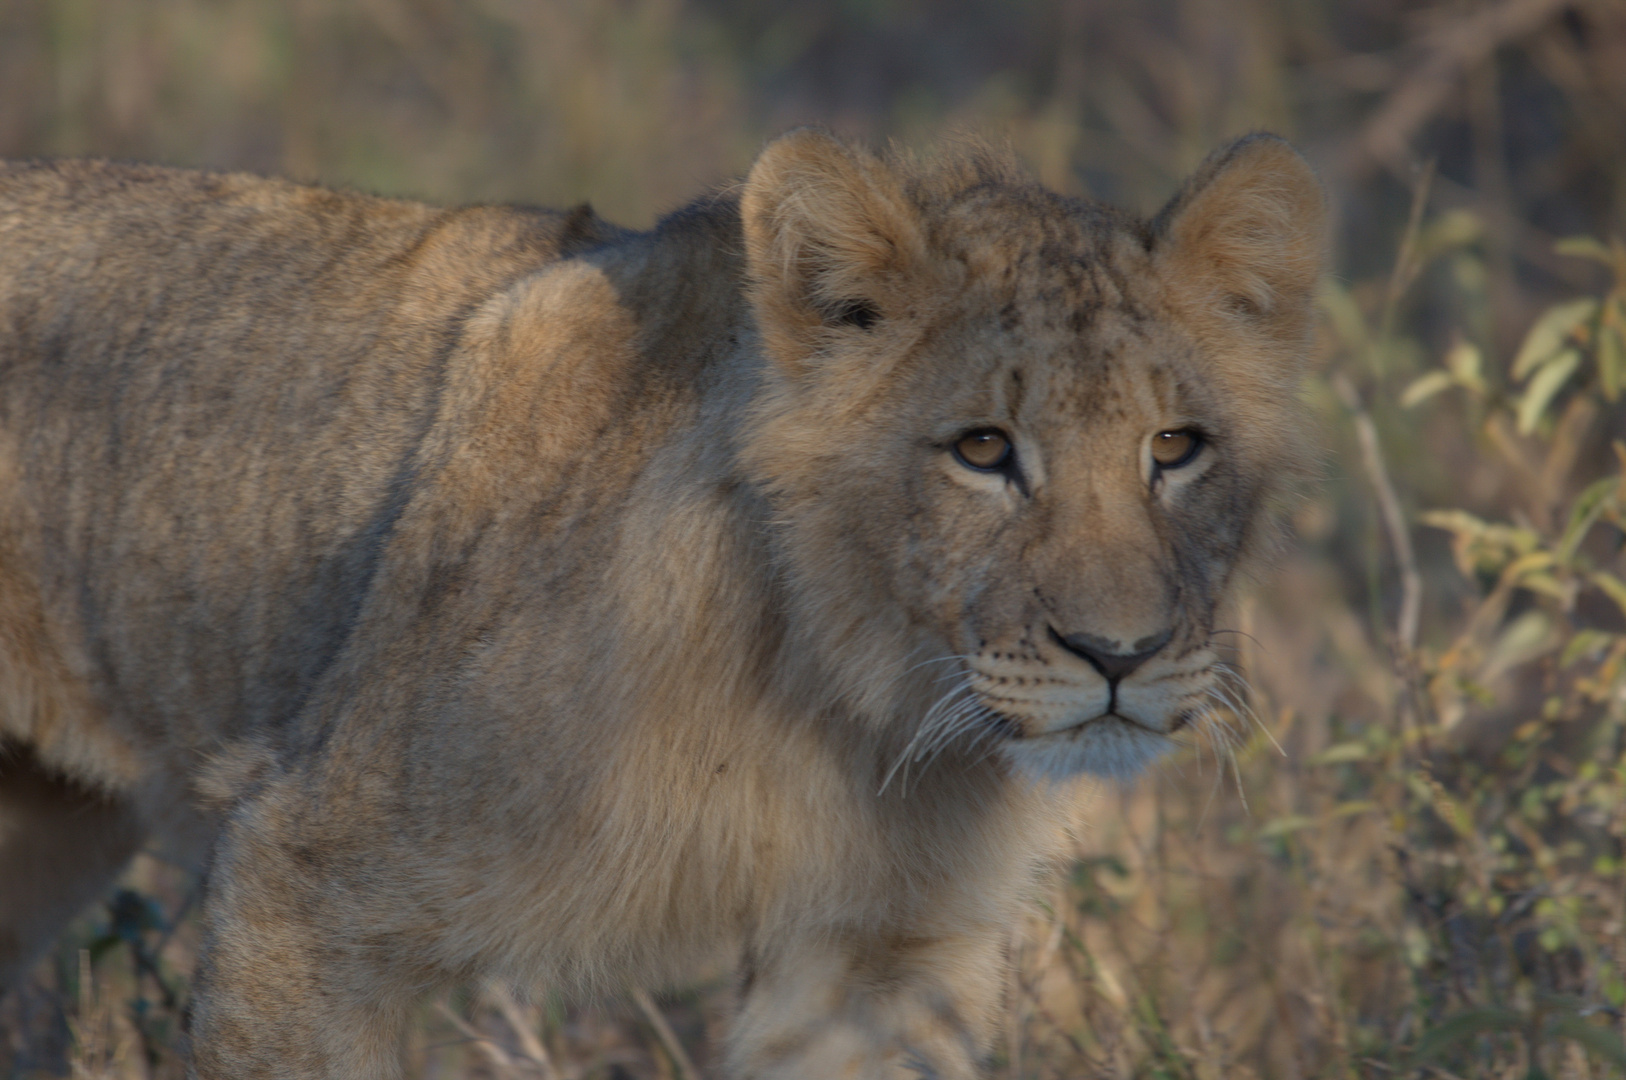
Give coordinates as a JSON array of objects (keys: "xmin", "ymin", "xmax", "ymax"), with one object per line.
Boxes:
[
  {"xmin": 1152, "ymin": 134, "xmax": 1325, "ymax": 349},
  {"xmin": 740, "ymin": 128, "xmax": 928, "ymax": 367}
]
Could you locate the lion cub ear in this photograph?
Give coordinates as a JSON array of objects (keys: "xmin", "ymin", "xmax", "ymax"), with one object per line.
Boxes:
[
  {"xmin": 1152, "ymin": 134, "xmax": 1326, "ymax": 349},
  {"xmin": 741, "ymin": 128, "xmax": 928, "ymax": 367}
]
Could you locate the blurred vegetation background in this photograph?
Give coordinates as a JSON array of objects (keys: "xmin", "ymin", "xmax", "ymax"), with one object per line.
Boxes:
[{"xmin": 3, "ymin": 0, "xmax": 1626, "ymax": 1077}]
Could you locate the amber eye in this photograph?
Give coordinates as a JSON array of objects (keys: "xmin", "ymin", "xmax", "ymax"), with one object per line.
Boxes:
[
  {"xmin": 1150, "ymin": 429, "xmax": 1201, "ymax": 469},
  {"xmin": 953, "ymin": 429, "xmax": 1012, "ymax": 471}
]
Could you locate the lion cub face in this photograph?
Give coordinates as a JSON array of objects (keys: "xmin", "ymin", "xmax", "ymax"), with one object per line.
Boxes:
[{"xmin": 740, "ymin": 131, "xmax": 1323, "ymax": 782}]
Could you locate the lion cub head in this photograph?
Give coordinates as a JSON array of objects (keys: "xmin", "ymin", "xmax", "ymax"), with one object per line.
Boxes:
[{"xmin": 736, "ymin": 129, "xmax": 1323, "ymax": 783}]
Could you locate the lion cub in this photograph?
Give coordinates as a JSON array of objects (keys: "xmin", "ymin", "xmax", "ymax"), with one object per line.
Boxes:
[{"xmin": 0, "ymin": 129, "xmax": 1322, "ymax": 1077}]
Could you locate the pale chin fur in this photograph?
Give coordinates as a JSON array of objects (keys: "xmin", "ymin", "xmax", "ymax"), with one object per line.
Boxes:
[{"xmin": 998, "ymin": 715, "xmax": 1174, "ymax": 782}]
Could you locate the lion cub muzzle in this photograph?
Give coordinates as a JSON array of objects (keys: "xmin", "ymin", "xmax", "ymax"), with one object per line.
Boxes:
[{"xmin": 959, "ymin": 617, "xmax": 1216, "ymax": 780}]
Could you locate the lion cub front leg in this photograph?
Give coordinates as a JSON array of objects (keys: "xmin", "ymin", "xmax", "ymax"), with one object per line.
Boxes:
[
  {"xmin": 726, "ymin": 927, "xmax": 1006, "ymax": 1079},
  {"xmin": 185, "ymin": 798, "xmax": 417, "ymax": 1080}
]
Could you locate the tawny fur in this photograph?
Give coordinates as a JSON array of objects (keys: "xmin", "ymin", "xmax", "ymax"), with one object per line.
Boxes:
[{"xmin": 0, "ymin": 130, "xmax": 1323, "ymax": 1078}]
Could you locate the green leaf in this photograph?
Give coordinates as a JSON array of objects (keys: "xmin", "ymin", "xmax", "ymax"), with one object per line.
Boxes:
[
  {"xmin": 1400, "ymin": 370, "xmax": 1455, "ymax": 408},
  {"xmin": 1556, "ymin": 476, "xmax": 1619, "ymax": 565},
  {"xmin": 1419, "ymin": 508, "xmax": 1490, "ymax": 539},
  {"xmin": 1496, "ymin": 551, "xmax": 1558, "ymax": 595},
  {"xmin": 1408, "ymin": 773, "xmax": 1476, "ymax": 839},
  {"xmin": 1560, "ymin": 629, "xmax": 1614, "ymax": 667},
  {"xmin": 1257, "ymin": 815, "xmax": 1317, "ymax": 839},
  {"xmin": 1518, "ymin": 572, "xmax": 1569, "ymax": 600},
  {"xmin": 1512, "ymin": 299, "xmax": 1598, "ymax": 379},
  {"xmin": 1308, "ymin": 742, "xmax": 1369, "ymax": 765},
  {"xmin": 1554, "ymin": 235, "xmax": 1615, "ymax": 263},
  {"xmin": 1599, "ymin": 324, "xmax": 1625, "ymax": 402},
  {"xmin": 1546, "ymin": 1014, "xmax": 1626, "ymax": 1068},
  {"xmin": 1330, "ymin": 799, "xmax": 1378, "ymax": 818},
  {"xmin": 1408, "ymin": 1008, "xmax": 1525, "ymax": 1070},
  {"xmin": 1418, "ymin": 209, "xmax": 1484, "ymax": 258},
  {"xmin": 1603, "ymin": 969, "xmax": 1626, "ymax": 1008},
  {"xmin": 1445, "ymin": 339, "xmax": 1484, "ymax": 386},
  {"xmin": 1516, "ymin": 347, "xmax": 1582, "ymax": 434},
  {"xmin": 1484, "ymin": 610, "xmax": 1557, "ymax": 675},
  {"xmin": 1591, "ymin": 571, "xmax": 1626, "ymax": 620}
]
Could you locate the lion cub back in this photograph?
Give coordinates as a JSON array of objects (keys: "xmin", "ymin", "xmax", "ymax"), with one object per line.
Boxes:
[{"xmin": 0, "ymin": 160, "xmax": 607, "ymax": 794}]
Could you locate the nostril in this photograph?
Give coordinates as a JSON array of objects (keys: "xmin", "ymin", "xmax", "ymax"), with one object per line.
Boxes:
[{"xmin": 1049, "ymin": 627, "xmax": 1171, "ymax": 683}]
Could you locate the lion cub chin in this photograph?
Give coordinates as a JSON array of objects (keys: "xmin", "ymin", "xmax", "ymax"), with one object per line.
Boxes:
[{"xmin": 0, "ymin": 128, "xmax": 1322, "ymax": 1077}]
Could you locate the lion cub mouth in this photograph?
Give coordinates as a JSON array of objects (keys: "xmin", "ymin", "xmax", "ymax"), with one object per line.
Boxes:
[
  {"xmin": 885, "ymin": 678, "xmax": 1187, "ymax": 790},
  {"xmin": 907, "ymin": 649, "xmax": 1220, "ymax": 781},
  {"xmin": 1016, "ymin": 709, "xmax": 1173, "ymax": 739},
  {"xmin": 992, "ymin": 701, "xmax": 1184, "ymax": 781}
]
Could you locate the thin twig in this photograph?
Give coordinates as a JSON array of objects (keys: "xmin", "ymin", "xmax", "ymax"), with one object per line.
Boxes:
[
  {"xmin": 631, "ymin": 987, "xmax": 703, "ymax": 1080},
  {"xmin": 487, "ymin": 984, "xmax": 560, "ymax": 1080},
  {"xmin": 1015, "ymin": 969, "xmax": 1090, "ymax": 1062},
  {"xmin": 1333, "ymin": 373, "xmax": 1422, "ymax": 657},
  {"xmin": 1344, "ymin": 0, "xmax": 1574, "ymax": 180},
  {"xmin": 1377, "ymin": 159, "xmax": 1436, "ymax": 355},
  {"xmin": 434, "ymin": 999, "xmax": 548, "ymax": 1079}
]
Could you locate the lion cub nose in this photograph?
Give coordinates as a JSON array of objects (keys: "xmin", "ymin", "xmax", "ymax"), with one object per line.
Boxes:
[{"xmin": 1053, "ymin": 628, "xmax": 1172, "ymax": 683}]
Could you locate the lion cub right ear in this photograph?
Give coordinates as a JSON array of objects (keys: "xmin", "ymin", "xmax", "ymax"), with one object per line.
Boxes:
[
  {"xmin": 1150, "ymin": 134, "xmax": 1326, "ymax": 353},
  {"xmin": 741, "ymin": 128, "xmax": 928, "ymax": 369}
]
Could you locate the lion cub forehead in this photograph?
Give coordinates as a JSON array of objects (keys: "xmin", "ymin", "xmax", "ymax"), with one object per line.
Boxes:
[
  {"xmin": 917, "ymin": 309, "xmax": 1185, "ymax": 444},
  {"xmin": 932, "ymin": 194, "xmax": 1160, "ymax": 336},
  {"xmin": 934, "ymin": 279, "xmax": 1195, "ymax": 433}
]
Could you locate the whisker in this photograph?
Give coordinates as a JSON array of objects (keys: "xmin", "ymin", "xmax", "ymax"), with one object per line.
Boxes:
[
  {"xmin": 917, "ymin": 700, "xmax": 989, "ymax": 766},
  {"xmin": 1192, "ymin": 688, "xmax": 1252, "ymax": 810},
  {"xmin": 1207, "ymin": 684, "xmax": 1251, "ymax": 729},
  {"xmin": 1208, "ymin": 667, "xmax": 1251, "ymax": 712},
  {"xmin": 903, "ymin": 653, "xmax": 974, "ymax": 677},
  {"xmin": 965, "ymin": 714, "xmax": 1014, "ymax": 770},
  {"xmin": 877, "ymin": 652, "xmax": 975, "ymax": 701},
  {"xmin": 881, "ymin": 670, "xmax": 982, "ymax": 796},
  {"xmin": 1227, "ymin": 745, "xmax": 1249, "ymax": 814},
  {"xmin": 1209, "ymin": 666, "xmax": 1285, "ymax": 758}
]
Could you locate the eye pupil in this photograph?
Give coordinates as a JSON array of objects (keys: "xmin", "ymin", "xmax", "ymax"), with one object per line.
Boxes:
[
  {"xmin": 1151, "ymin": 430, "xmax": 1200, "ymax": 469},
  {"xmin": 954, "ymin": 429, "xmax": 1012, "ymax": 471}
]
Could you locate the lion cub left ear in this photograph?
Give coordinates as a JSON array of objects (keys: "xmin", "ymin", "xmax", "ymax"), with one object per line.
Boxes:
[
  {"xmin": 1152, "ymin": 134, "xmax": 1326, "ymax": 349},
  {"xmin": 741, "ymin": 128, "xmax": 928, "ymax": 368}
]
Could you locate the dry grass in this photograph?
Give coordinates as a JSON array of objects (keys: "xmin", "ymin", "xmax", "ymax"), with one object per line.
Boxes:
[{"xmin": 4, "ymin": 1, "xmax": 1626, "ymax": 1077}]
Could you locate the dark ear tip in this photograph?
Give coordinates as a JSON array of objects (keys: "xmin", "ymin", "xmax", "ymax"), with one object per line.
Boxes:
[
  {"xmin": 1212, "ymin": 132, "xmax": 1304, "ymax": 167},
  {"xmin": 1150, "ymin": 131, "xmax": 1322, "ymax": 243},
  {"xmin": 1222, "ymin": 132, "xmax": 1321, "ymax": 189},
  {"xmin": 1229, "ymin": 131, "xmax": 1292, "ymax": 149}
]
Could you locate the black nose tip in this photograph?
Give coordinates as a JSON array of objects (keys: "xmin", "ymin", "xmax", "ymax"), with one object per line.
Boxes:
[{"xmin": 1051, "ymin": 627, "xmax": 1171, "ymax": 683}]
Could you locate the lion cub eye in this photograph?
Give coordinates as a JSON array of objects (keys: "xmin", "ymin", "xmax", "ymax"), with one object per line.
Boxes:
[
  {"xmin": 953, "ymin": 429, "xmax": 1012, "ymax": 472},
  {"xmin": 1150, "ymin": 429, "xmax": 1201, "ymax": 469}
]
